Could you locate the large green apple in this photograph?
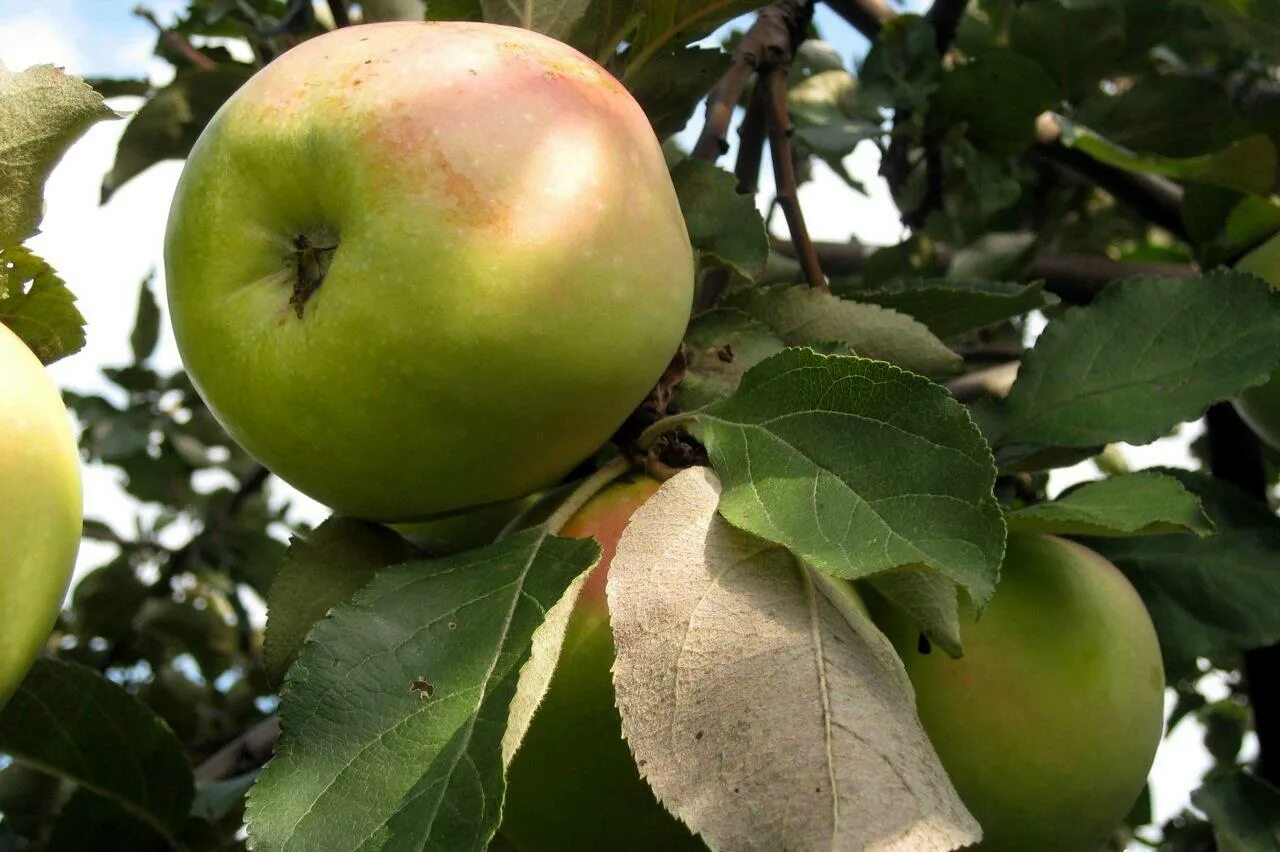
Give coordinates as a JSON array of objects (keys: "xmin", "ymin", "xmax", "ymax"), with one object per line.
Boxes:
[
  {"xmin": 0, "ymin": 324, "xmax": 82, "ymax": 707},
  {"xmin": 1234, "ymin": 233, "xmax": 1280, "ymax": 448},
  {"xmin": 165, "ymin": 22, "xmax": 693, "ymax": 522},
  {"xmin": 871, "ymin": 534, "xmax": 1165, "ymax": 852},
  {"xmin": 501, "ymin": 475, "xmax": 704, "ymax": 851}
]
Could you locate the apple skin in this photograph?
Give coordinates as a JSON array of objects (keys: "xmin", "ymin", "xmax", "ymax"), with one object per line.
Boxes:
[
  {"xmin": 501, "ymin": 475, "xmax": 704, "ymax": 851},
  {"xmin": 165, "ymin": 22, "xmax": 694, "ymax": 522},
  {"xmin": 0, "ymin": 324, "xmax": 82, "ymax": 707},
  {"xmin": 1234, "ymin": 233, "xmax": 1280, "ymax": 449},
  {"xmin": 870, "ymin": 534, "xmax": 1165, "ymax": 852}
]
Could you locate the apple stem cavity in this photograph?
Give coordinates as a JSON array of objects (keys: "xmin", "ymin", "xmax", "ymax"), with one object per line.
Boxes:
[{"xmin": 289, "ymin": 230, "xmax": 338, "ymax": 318}]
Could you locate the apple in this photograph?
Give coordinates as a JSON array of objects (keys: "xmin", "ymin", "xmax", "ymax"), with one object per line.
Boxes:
[
  {"xmin": 165, "ymin": 21, "xmax": 694, "ymax": 522},
  {"xmin": 501, "ymin": 475, "xmax": 704, "ymax": 851},
  {"xmin": 1233, "ymin": 233, "xmax": 1280, "ymax": 449},
  {"xmin": 870, "ymin": 534, "xmax": 1165, "ymax": 852},
  {"xmin": 0, "ymin": 324, "xmax": 82, "ymax": 707}
]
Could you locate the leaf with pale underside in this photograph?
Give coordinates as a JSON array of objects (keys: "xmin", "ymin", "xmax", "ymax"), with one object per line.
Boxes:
[
  {"xmin": 608, "ymin": 468, "xmax": 982, "ymax": 851},
  {"xmin": 1007, "ymin": 472, "xmax": 1214, "ymax": 538},
  {"xmin": 994, "ymin": 273, "xmax": 1280, "ymax": 448},
  {"xmin": 0, "ymin": 63, "xmax": 116, "ymax": 246},
  {"xmin": 725, "ymin": 284, "xmax": 962, "ymax": 377},
  {"xmin": 246, "ymin": 529, "xmax": 599, "ymax": 852},
  {"xmin": 687, "ymin": 348, "xmax": 1005, "ymax": 607}
]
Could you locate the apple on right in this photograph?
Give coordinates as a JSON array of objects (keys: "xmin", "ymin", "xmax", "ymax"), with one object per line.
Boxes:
[
  {"xmin": 869, "ymin": 533, "xmax": 1166, "ymax": 852},
  {"xmin": 1234, "ymin": 232, "xmax": 1280, "ymax": 449}
]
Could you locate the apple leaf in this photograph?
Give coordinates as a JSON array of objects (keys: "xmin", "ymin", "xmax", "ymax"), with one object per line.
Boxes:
[
  {"xmin": 0, "ymin": 244, "xmax": 85, "ymax": 364},
  {"xmin": 686, "ymin": 349, "xmax": 1005, "ymax": 607},
  {"xmin": 1192, "ymin": 770, "xmax": 1280, "ymax": 852},
  {"xmin": 934, "ymin": 49, "xmax": 1058, "ymax": 154},
  {"xmin": 479, "ymin": 0, "xmax": 592, "ymax": 40},
  {"xmin": 0, "ymin": 64, "xmax": 116, "ymax": 246},
  {"xmin": 993, "ymin": 273, "xmax": 1280, "ymax": 448},
  {"xmin": 724, "ymin": 285, "xmax": 962, "ymax": 377},
  {"xmin": 671, "ymin": 158, "xmax": 768, "ymax": 281},
  {"xmin": 627, "ymin": 46, "xmax": 730, "ymax": 139},
  {"xmin": 1007, "ymin": 472, "xmax": 1214, "ymax": 538},
  {"xmin": 678, "ymin": 307, "xmax": 786, "ymax": 410},
  {"xmin": 0, "ymin": 660, "xmax": 194, "ymax": 849},
  {"xmin": 1058, "ymin": 120, "xmax": 1277, "ymax": 197},
  {"xmin": 1083, "ymin": 470, "xmax": 1280, "ymax": 673},
  {"xmin": 245, "ymin": 529, "xmax": 600, "ymax": 852},
  {"xmin": 102, "ymin": 65, "xmax": 252, "ymax": 202},
  {"xmin": 365, "ymin": 0, "xmax": 431, "ymax": 19},
  {"xmin": 260, "ymin": 516, "xmax": 419, "ymax": 684},
  {"xmin": 1075, "ymin": 75, "xmax": 1250, "ymax": 160},
  {"xmin": 622, "ymin": 0, "xmax": 772, "ymax": 82},
  {"xmin": 835, "ymin": 278, "xmax": 1056, "ymax": 340},
  {"xmin": 607, "ymin": 468, "xmax": 982, "ymax": 850},
  {"xmin": 866, "ymin": 567, "xmax": 963, "ymax": 659},
  {"xmin": 129, "ymin": 273, "xmax": 160, "ymax": 363}
]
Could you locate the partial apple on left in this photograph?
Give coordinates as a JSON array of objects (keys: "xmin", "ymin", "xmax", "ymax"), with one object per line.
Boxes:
[{"xmin": 0, "ymin": 324, "xmax": 82, "ymax": 707}]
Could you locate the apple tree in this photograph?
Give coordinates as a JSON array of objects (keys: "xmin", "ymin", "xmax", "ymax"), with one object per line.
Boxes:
[{"xmin": 2, "ymin": 0, "xmax": 1280, "ymax": 850}]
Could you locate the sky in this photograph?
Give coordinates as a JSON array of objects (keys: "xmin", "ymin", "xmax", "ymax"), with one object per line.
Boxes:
[{"xmin": 0, "ymin": 0, "xmax": 1240, "ymax": 834}]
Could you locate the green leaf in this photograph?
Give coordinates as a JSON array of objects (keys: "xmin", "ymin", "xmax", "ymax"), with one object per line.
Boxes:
[
  {"xmin": 245, "ymin": 529, "xmax": 600, "ymax": 852},
  {"xmin": 70, "ymin": 557, "xmax": 150, "ymax": 643},
  {"xmin": 787, "ymin": 70, "xmax": 880, "ymax": 163},
  {"xmin": 1186, "ymin": 0, "xmax": 1280, "ymax": 61},
  {"xmin": 835, "ymin": 278, "xmax": 1055, "ymax": 339},
  {"xmin": 479, "ymin": 0, "xmax": 592, "ymax": 40},
  {"xmin": 102, "ymin": 65, "xmax": 252, "ymax": 201},
  {"xmin": 1008, "ymin": 4, "xmax": 1124, "ymax": 101},
  {"xmin": 1059, "ymin": 120, "xmax": 1277, "ymax": 196},
  {"xmin": 866, "ymin": 567, "xmax": 963, "ymax": 658},
  {"xmin": 1007, "ymin": 472, "xmax": 1214, "ymax": 537},
  {"xmin": 621, "ymin": 0, "xmax": 770, "ymax": 82},
  {"xmin": 627, "ymin": 46, "xmax": 730, "ymax": 138},
  {"xmin": 995, "ymin": 273, "xmax": 1280, "ymax": 448},
  {"xmin": 933, "ymin": 49, "xmax": 1057, "ymax": 154},
  {"xmin": 1075, "ymin": 75, "xmax": 1250, "ymax": 159},
  {"xmin": 133, "ymin": 596, "xmax": 239, "ymax": 679},
  {"xmin": 45, "ymin": 786, "xmax": 174, "ymax": 852},
  {"xmin": 0, "ymin": 244, "xmax": 85, "ymax": 364},
  {"xmin": 0, "ymin": 64, "xmax": 116, "ymax": 246},
  {"xmin": 946, "ymin": 231, "xmax": 1036, "ymax": 281},
  {"xmin": 724, "ymin": 284, "xmax": 962, "ymax": 376},
  {"xmin": 1084, "ymin": 471, "xmax": 1280, "ymax": 673},
  {"xmin": 671, "ymin": 158, "xmax": 768, "ymax": 280},
  {"xmin": 857, "ymin": 15, "xmax": 940, "ymax": 113},
  {"xmin": 1192, "ymin": 770, "xmax": 1280, "ymax": 852},
  {"xmin": 0, "ymin": 660, "xmax": 193, "ymax": 848},
  {"xmin": 129, "ymin": 274, "xmax": 160, "ymax": 363},
  {"xmin": 261, "ymin": 516, "xmax": 418, "ymax": 684},
  {"xmin": 688, "ymin": 349, "xmax": 1005, "ymax": 606},
  {"xmin": 679, "ymin": 307, "xmax": 786, "ymax": 410}
]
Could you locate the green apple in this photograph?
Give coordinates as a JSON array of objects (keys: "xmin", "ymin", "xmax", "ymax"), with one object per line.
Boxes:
[
  {"xmin": 0, "ymin": 324, "xmax": 82, "ymax": 707},
  {"xmin": 502, "ymin": 475, "xmax": 704, "ymax": 851},
  {"xmin": 870, "ymin": 534, "xmax": 1165, "ymax": 852},
  {"xmin": 1234, "ymin": 233, "xmax": 1280, "ymax": 449},
  {"xmin": 165, "ymin": 22, "xmax": 693, "ymax": 522}
]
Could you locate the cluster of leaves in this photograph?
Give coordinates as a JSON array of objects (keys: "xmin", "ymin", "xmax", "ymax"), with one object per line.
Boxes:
[{"xmin": 3, "ymin": 0, "xmax": 1280, "ymax": 850}]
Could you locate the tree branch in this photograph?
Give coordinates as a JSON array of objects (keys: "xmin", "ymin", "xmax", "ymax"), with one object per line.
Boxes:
[
  {"xmin": 326, "ymin": 0, "xmax": 350, "ymax": 27},
  {"xmin": 924, "ymin": 0, "xmax": 969, "ymax": 54},
  {"xmin": 194, "ymin": 715, "xmax": 281, "ymax": 782},
  {"xmin": 1204, "ymin": 405, "xmax": 1280, "ymax": 788},
  {"xmin": 1035, "ymin": 142, "xmax": 1188, "ymax": 240},
  {"xmin": 764, "ymin": 66, "xmax": 828, "ymax": 291},
  {"xmin": 133, "ymin": 6, "xmax": 216, "ymax": 71},
  {"xmin": 823, "ymin": 0, "xmax": 894, "ymax": 39},
  {"xmin": 771, "ymin": 238, "xmax": 1198, "ymax": 303}
]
